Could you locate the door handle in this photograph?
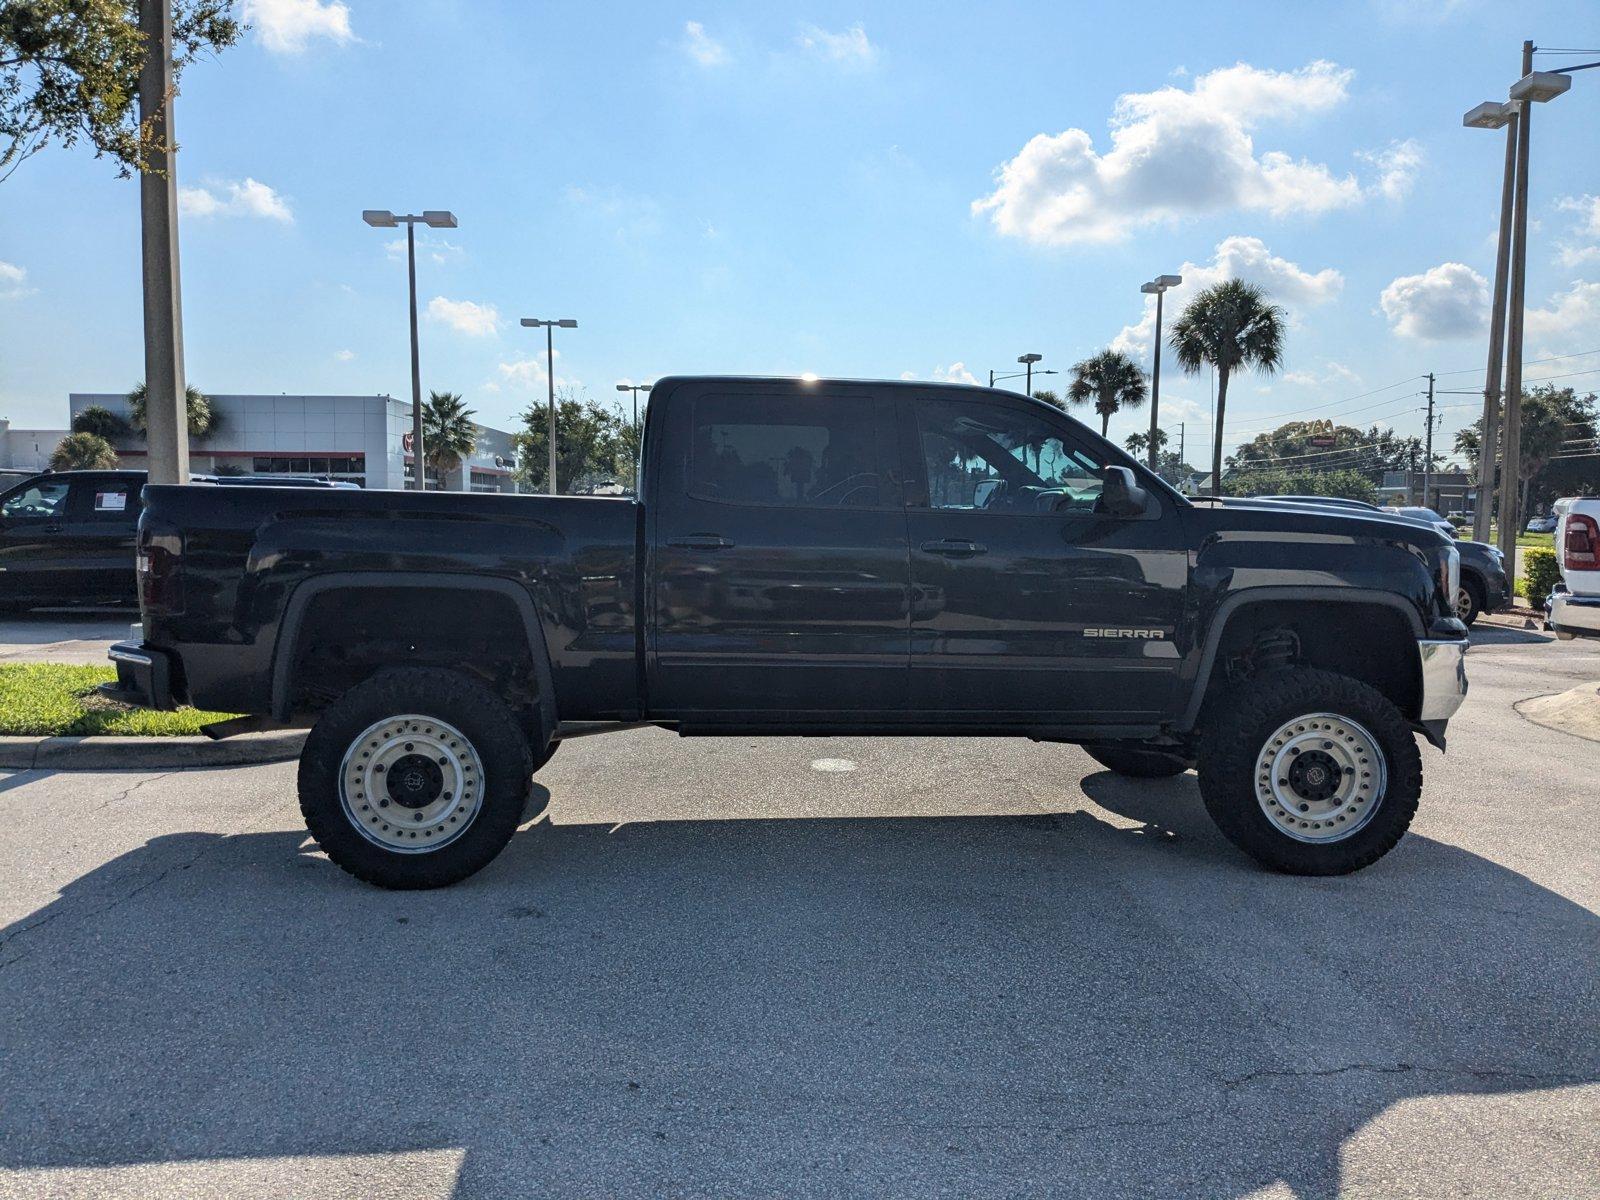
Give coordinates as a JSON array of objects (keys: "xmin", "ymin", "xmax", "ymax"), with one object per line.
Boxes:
[
  {"xmin": 41, "ymin": 524, "xmax": 63, "ymax": 533},
  {"xmin": 667, "ymin": 535, "xmax": 735, "ymax": 551},
  {"xmin": 920, "ymin": 538, "xmax": 987, "ymax": 557}
]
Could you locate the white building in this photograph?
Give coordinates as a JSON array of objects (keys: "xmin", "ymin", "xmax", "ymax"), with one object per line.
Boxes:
[
  {"xmin": 0, "ymin": 420, "xmax": 72, "ymax": 473},
  {"xmin": 65, "ymin": 394, "xmax": 519, "ymax": 492}
]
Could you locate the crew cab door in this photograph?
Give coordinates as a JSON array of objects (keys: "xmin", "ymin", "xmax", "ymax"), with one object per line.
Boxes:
[
  {"xmin": 900, "ymin": 393, "xmax": 1188, "ymax": 723},
  {"xmin": 648, "ymin": 381, "xmax": 910, "ymax": 716},
  {"xmin": 0, "ymin": 476, "xmax": 74, "ymax": 605},
  {"xmin": 64, "ymin": 478, "xmax": 143, "ymax": 602}
]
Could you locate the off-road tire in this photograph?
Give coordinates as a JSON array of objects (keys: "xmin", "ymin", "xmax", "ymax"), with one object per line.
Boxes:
[
  {"xmin": 298, "ymin": 667, "xmax": 536, "ymax": 889},
  {"xmin": 1084, "ymin": 742, "xmax": 1191, "ymax": 778},
  {"xmin": 1197, "ymin": 667, "xmax": 1422, "ymax": 875}
]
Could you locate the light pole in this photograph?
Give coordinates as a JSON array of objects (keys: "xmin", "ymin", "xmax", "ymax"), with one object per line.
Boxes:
[
  {"xmin": 363, "ymin": 209, "xmax": 458, "ymax": 490},
  {"xmin": 1139, "ymin": 274, "xmax": 1183, "ymax": 472},
  {"xmin": 1462, "ymin": 97, "xmax": 1518, "ymax": 544},
  {"xmin": 139, "ymin": 0, "xmax": 188, "ymax": 485},
  {"xmin": 989, "ymin": 368, "xmax": 1056, "ymax": 390},
  {"xmin": 521, "ymin": 318, "xmax": 578, "ymax": 494},
  {"xmin": 1018, "ymin": 353, "xmax": 1043, "ymax": 396},
  {"xmin": 616, "ymin": 382, "xmax": 652, "ymax": 430}
]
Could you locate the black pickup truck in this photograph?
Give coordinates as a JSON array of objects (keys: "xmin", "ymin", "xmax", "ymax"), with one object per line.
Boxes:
[{"xmin": 109, "ymin": 376, "xmax": 1468, "ymax": 889}]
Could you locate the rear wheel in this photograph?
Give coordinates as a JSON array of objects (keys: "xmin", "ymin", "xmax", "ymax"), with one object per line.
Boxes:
[
  {"xmin": 298, "ymin": 667, "xmax": 536, "ymax": 889},
  {"xmin": 1197, "ymin": 667, "xmax": 1421, "ymax": 875},
  {"xmin": 1083, "ymin": 742, "xmax": 1191, "ymax": 778}
]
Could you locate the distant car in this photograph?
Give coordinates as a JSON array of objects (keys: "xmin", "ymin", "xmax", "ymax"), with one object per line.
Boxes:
[
  {"xmin": 1526, "ymin": 513, "xmax": 1558, "ymax": 534},
  {"xmin": 1452, "ymin": 540, "xmax": 1509, "ymax": 626},
  {"xmin": 1383, "ymin": 506, "xmax": 1457, "ymax": 539},
  {"xmin": 0, "ymin": 470, "xmax": 147, "ymax": 611},
  {"xmin": 1547, "ymin": 496, "xmax": 1600, "ymax": 641}
]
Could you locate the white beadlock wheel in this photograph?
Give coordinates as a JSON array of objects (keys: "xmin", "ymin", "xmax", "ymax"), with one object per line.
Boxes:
[
  {"xmin": 339, "ymin": 714, "xmax": 485, "ymax": 853},
  {"xmin": 1254, "ymin": 712, "xmax": 1387, "ymax": 844}
]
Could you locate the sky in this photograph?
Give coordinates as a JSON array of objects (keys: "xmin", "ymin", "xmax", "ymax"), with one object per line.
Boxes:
[{"xmin": 2, "ymin": 0, "xmax": 1598, "ymax": 467}]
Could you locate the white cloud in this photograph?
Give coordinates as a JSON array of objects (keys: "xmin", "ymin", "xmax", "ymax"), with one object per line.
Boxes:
[
  {"xmin": 903, "ymin": 362, "xmax": 979, "ymax": 385},
  {"xmin": 797, "ymin": 23, "xmax": 876, "ymax": 65},
  {"xmin": 1526, "ymin": 280, "xmax": 1600, "ymax": 341},
  {"xmin": 0, "ymin": 260, "xmax": 31, "ymax": 300},
  {"xmin": 683, "ymin": 21, "xmax": 728, "ymax": 66},
  {"xmin": 1283, "ymin": 361, "xmax": 1361, "ymax": 386},
  {"xmin": 1379, "ymin": 262, "xmax": 1488, "ymax": 340},
  {"xmin": 426, "ymin": 297, "xmax": 502, "ymax": 338},
  {"xmin": 1359, "ymin": 138, "xmax": 1423, "ymax": 201},
  {"xmin": 1556, "ymin": 195, "xmax": 1600, "ymax": 267},
  {"xmin": 243, "ymin": 0, "xmax": 354, "ymax": 54},
  {"xmin": 487, "ymin": 350, "xmax": 567, "ymax": 393},
  {"xmin": 384, "ymin": 235, "xmax": 464, "ymax": 266},
  {"xmin": 335, "ymin": 349, "xmax": 355, "ymax": 362},
  {"xmin": 1110, "ymin": 236, "xmax": 1343, "ymax": 363},
  {"xmin": 179, "ymin": 177, "xmax": 292, "ymax": 222},
  {"xmin": 973, "ymin": 61, "xmax": 1362, "ymax": 246}
]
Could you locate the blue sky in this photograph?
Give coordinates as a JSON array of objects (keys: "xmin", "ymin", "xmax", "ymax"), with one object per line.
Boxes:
[{"xmin": 3, "ymin": 0, "xmax": 1598, "ymax": 464}]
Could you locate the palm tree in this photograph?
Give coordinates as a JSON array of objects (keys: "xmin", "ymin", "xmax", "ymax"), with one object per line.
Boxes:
[
  {"xmin": 421, "ymin": 391, "xmax": 478, "ymax": 484},
  {"xmin": 1066, "ymin": 350, "xmax": 1148, "ymax": 438},
  {"xmin": 1168, "ymin": 279, "xmax": 1285, "ymax": 496},
  {"xmin": 1124, "ymin": 428, "xmax": 1168, "ymax": 456},
  {"xmin": 72, "ymin": 405, "xmax": 129, "ymax": 441},
  {"xmin": 50, "ymin": 432, "xmax": 118, "ymax": 471},
  {"xmin": 127, "ymin": 382, "xmax": 215, "ymax": 439}
]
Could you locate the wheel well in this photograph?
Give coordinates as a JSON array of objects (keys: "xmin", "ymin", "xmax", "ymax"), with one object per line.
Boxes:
[
  {"xmin": 281, "ymin": 586, "xmax": 545, "ymax": 730},
  {"xmin": 1201, "ymin": 600, "xmax": 1421, "ymax": 721}
]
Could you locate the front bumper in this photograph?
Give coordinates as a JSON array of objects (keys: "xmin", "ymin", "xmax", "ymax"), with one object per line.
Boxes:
[
  {"xmin": 1549, "ymin": 592, "xmax": 1600, "ymax": 640},
  {"xmin": 1418, "ymin": 637, "xmax": 1468, "ymax": 722},
  {"xmin": 103, "ymin": 640, "xmax": 176, "ymax": 711}
]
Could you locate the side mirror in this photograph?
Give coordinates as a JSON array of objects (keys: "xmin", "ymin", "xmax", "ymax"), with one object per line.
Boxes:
[{"xmin": 1100, "ymin": 466, "xmax": 1150, "ymax": 518}]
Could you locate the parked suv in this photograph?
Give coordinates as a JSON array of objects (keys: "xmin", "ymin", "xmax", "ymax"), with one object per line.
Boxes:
[{"xmin": 1548, "ymin": 496, "xmax": 1600, "ymax": 640}]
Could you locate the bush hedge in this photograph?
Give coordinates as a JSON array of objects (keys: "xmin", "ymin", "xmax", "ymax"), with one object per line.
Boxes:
[{"xmin": 1522, "ymin": 546, "xmax": 1561, "ymax": 610}]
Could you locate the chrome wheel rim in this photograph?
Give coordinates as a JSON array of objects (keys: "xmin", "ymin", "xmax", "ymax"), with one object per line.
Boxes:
[
  {"xmin": 1255, "ymin": 712, "xmax": 1386, "ymax": 844},
  {"xmin": 339, "ymin": 715, "xmax": 483, "ymax": 853},
  {"xmin": 1454, "ymin": 587, "xmax": 1474, "ymax": 620}
]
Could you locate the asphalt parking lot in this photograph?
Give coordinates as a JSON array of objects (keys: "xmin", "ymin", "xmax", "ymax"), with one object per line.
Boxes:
[{"xmin": 1, "ymin": 625, "xmax": 1597, "ymax": 1198}]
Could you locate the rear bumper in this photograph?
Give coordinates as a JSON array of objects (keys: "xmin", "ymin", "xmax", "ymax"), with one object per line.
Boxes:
[
  {"xmin": 1549, "ymin": 592, "xmax": 1600, "ymax": 639},
  {"xmin": 103, "ymin": 640, "xmax": 176, "ymax": 711},
  {"xmin": 1418, "ymin": 637, "xmax": 1468, "ymax": 722}
]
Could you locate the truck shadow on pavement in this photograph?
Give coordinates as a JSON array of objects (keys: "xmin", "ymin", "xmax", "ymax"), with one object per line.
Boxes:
[{"xmin": 1, "ymin": 778, "xmax": 1596, "ymax": 1199}]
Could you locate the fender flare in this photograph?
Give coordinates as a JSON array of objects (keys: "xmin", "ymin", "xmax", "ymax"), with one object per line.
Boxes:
[
  {"xmin": 269, "ymin": 571, "xmax": 559, "ymax": 739},
  {"xmin": 1175, "ymin": 586, "xmax": 1425, "ymax": 732}
]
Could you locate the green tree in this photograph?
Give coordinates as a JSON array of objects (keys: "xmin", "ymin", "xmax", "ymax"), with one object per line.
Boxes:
[
  {"xmin": 1454, "ymin": 386, "xmax": 1599, "ymax": 510},
  {"xmin": 1032, "ymin": 389, "xmax": 1067, "ymax": 411},
  {"xmin": 1066, "ymin": 350, "xmax": 1147, "ymax": 437},
  {"xmin": 127, "ymin": 381, "xmax": 214, "ymax": 439},
  {"xmin": 420, "ymin": 390, "xmax": 478, "ymax": 482},
  {"xmin": 1229, "ymin": 418, "xmax": 1427, "ymax": 483},
  {"xmin": 49, "ymin": 431, "xmax": 118, "ymax": 470},
  {"xmin": 1, "ymin": 1, "xmax": 241, "ymax": 182},
  {"xmin": 1169, "ymin": 279, "xmax": 1286, "ymax": 495},
  {"xmin": 512, "ymin": 388, "xmax": 628, "ymax": 493},
  {"xmin": 1222, "ymin": 466, "xmax": 1376, "ymax": 504},
  {"xmin": 1124, "ymin": 428, "xmax": 1168, "ymax": 456},
  {"xmin": 71, "ymin": 404, "xmax": 128, "ymax": 440}
]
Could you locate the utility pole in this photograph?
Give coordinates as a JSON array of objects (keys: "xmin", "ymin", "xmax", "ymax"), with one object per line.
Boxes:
[
  {"xmin": 1498, "ymin": 39, "xmax": 1535, "ymax": 564},
  {"xmin": 1423, "ymin": 372, "xmax": 1436, "ymax": 511},
  {"xmin": 519, "ymin": 318, "xmax": 579, "ymax": 494},
  {"xmin": 1470, "ymin": 99, "xmax": 1518, "ymax": 542},
  {"xmin": 138, "ymin": 0, "xmax": 189, "ymax": 485}
]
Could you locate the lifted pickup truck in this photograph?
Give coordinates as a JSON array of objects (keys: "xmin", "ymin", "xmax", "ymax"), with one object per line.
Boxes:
[{"xmin": 109, "ymin": 376, "xmax": 1468, "ymax": 888}]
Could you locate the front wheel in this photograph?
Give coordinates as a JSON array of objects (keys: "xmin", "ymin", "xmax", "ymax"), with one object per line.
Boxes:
[
  {"xmin": 298, "ymin": 667, "xmax": 536, "ymax": 889},
  {"xmin": 1197, "ymin": 667, "xmax": 1421, "ymax": 875},
  {"xmin": 1454, "ymin": 579, "xmax": 1483, "ymax": 627}
]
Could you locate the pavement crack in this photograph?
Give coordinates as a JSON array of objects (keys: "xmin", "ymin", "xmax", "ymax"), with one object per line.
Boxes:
[
  {"xmin": 1220, "ymin": 1062, "xmax": 1584, "ymax": 1088},
  {"xmin": 95, "ymin": 771, "xmax": 175, "ymax": 811}
]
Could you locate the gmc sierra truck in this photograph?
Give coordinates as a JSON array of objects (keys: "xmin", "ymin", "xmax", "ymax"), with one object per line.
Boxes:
[{"xmin": 107, "ymin": 376, "xmax": 1469, "ymax": 889}]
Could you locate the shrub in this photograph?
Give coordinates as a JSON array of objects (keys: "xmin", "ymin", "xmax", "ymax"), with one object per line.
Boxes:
[{"xmin": 1522, "ymin": 546, "xmax": 1561, "ymax": 609}]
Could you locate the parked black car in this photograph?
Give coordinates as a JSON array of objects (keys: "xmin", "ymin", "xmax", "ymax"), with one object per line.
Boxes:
[
  {"xmin": 110, "ymin": 376, "xmax": 1469, "ymax": 889},
  {"xmin": 0, "ymin": 470, "xmax": 147, "ymax": 610}
]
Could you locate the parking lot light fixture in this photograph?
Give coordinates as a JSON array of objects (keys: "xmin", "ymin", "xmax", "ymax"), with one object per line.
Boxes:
[
  {"xmin": 616, "ymin": 382, "xmax": 653, "ymax": 431},
  {"xmin": 521, "ymin": 319, "xmax": 580, "ymax": 494},
  {"xmin": 363, "ymin": 208, "xmax": 459, "ymax": 488},
  {"xmin": 1018, "ymin": 353, "xmax": 1043, "ymax": 395},
  {"xmin": 1509, "ymin": 71, "xmax": 1572, "ymax": 103},
  {"xmin": 1139, "ymin": 274, "xmax": 1183, "ymax": 472}
]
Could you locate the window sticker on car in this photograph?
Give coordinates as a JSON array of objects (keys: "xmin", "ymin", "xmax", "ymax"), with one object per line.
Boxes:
[{"xmin": 95, "ymin": 491, "xmax": 128, "ymax": 512}]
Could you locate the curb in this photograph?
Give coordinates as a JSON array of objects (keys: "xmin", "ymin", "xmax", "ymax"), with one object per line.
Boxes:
[{"xmin": 0, "ymin": 729, "xmax": 306, "ymax": 771}]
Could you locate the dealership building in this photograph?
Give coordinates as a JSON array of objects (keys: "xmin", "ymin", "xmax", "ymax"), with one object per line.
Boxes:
[{"xmin": 58, "ymin": 393, "xmax": 520, "ymax": 491}]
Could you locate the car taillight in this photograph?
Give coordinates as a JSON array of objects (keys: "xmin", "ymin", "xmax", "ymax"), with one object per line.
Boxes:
[
  {"xmin": 1565, "ymin": 514, "xmax": 1600, "ymax": 571},
  {"xmin": 138, "ymin": 530, "xmax": 185, "ymax": 615}
]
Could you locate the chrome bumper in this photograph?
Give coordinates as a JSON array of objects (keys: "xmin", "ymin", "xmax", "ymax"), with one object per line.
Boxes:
[
  {"xmin": 1417, "ymin": 638, "xmax": 1468, "ymax": 722},
  {"xmin": 1549, "ymin": 592, "xmax": 1600, "ymax": 637}
]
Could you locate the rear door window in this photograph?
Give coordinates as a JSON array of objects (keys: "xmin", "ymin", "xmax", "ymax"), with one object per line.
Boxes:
[
  {"xmin": 1, "ymin": 479, "xmax": 70, "ymax": 520},
  {"xmin": 71, "ymin": 480, "xmax": 141, "ymax": 523}
]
